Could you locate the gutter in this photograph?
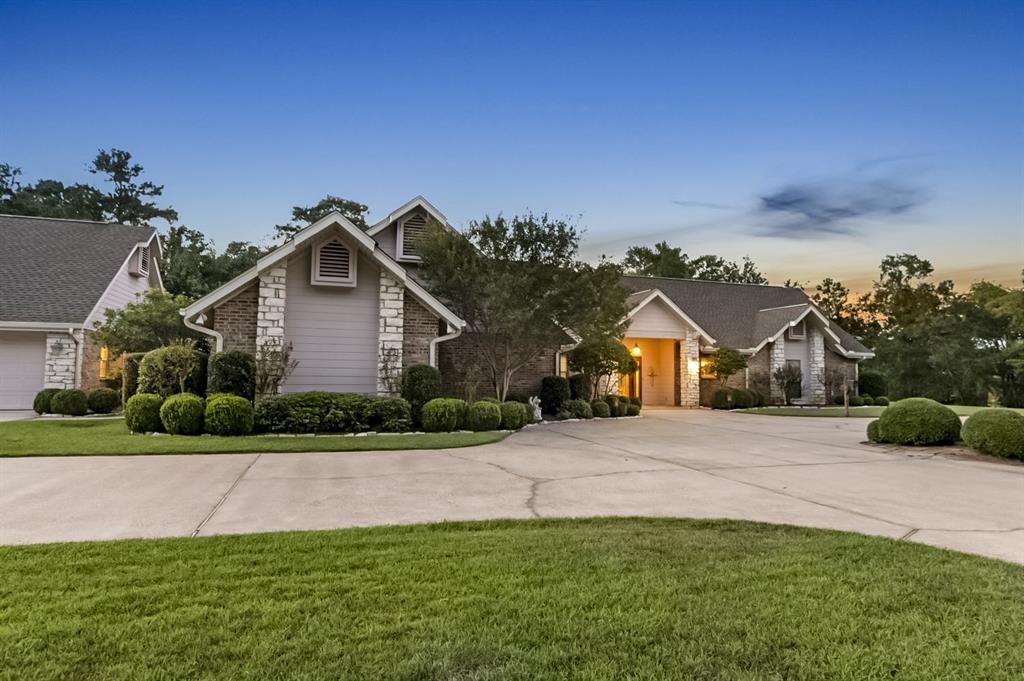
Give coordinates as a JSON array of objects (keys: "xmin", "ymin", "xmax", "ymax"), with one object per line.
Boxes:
[
  {"xmin": 182, "ymin": 312, "xmax": 224, "ymax": 353},
  {"xmin": 429, "ymin": 324, "xmax": 462, "ymax": 368}
]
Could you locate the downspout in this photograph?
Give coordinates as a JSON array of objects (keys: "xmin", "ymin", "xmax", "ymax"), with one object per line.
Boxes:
[
  {"xmin": 182, "ymin": 312, "xmax": 224, "ymax": 353},
  {"xmin": 68, "ymin": 327, "xmax": 82, "ymax": 389},
  {"xmin": 429, "ymin": 324, "xmax": 462, "ymax": 368}
]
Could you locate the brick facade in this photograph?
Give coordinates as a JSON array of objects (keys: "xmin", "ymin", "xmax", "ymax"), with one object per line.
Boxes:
[
  {"xmin": 211, "ymin": 283, "xmax": 258, "ymax": 354},
  {"xmin": 403, "ymin": 297, "xmax": 440, "ymax": 368},
  {"xmin": 438, "ymin": 331, "xmax": 559, "ymax": 400},
  {"xmin": 699, "ymin": 346, "xmax": 771, "ymax": 406},
  {"xmin": 824, "ymin": 348, "xmax": 859, "ymax": 403},
  {"xmin": 79, "ymin": 331, "xmax": 104, "ymax": 391}
]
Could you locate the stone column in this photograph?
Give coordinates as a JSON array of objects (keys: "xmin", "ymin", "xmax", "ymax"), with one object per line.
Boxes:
[
  {"xmin": 378, "ymin": 272, "xmax": 405, "ymax": 395},
  {"xmin": 678, "ymin": 331, "xmax": 700, "ymax": 407},
  {"xmin": 769, "ymin": 336, "xmax": 786, "ymax": 404},
  {"xmin": 256, "ymin": 266, "xmax": 287, "ymax": 350},
  {"xmin": 809, "ymin": 327, "xmax": 826, "ymax": 405},
  {"xmin": 44, "ymin": 332, "xmax": 78, "ymax": 389}
]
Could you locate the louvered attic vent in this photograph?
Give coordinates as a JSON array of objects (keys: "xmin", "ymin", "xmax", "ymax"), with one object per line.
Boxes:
[
  {"xmin": 399, "ymin": 213, "xmax": 427, "ymax": 260},
  {"xmin": 131, "ymin": 245, "xmax": 150, "ymax": 277},
  {"xmin": 312, "ymin": 239, "xmax": 356, "ymax": 286}
]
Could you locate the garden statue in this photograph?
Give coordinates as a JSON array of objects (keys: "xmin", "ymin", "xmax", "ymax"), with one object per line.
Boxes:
[{"xmin": 528, "ymin": 396, "xmax": 542, "ymax": 422}]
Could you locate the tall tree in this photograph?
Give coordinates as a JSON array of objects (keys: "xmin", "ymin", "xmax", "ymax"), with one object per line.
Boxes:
[
  {"xmin": 418, "ymin": 213, "xmax": 629, "ymax": 399},
  {"xmin": 160, "ymin": 225, "xmax": 263, "ymax": 298},
  {"xmin": 811, "ymin": 277, "xmax": 875, "ymax": 338},
  {"xmin": 89, "ymin": 149, "xmax": 178, "ymax": 225},
  {"xmin": 623, "ymin": 241, "xmax": 768, "ymax": 284},
  {"xmin": 90, "ymin": 289, "xmax": 199, "ymax": 356},
  {"xmin": 274, "ymin": 195, "xmax": 368, "ymax": 241}
]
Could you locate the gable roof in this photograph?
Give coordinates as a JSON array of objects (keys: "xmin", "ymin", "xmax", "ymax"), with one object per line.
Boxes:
[
  {"xmin": 621, "ymin": 275, "xmax": 871, "ymax": 356},
  {"xmin": 625, "ymin": 288, "xmax": 717, "ymax": 345},
  {"xmin": 0, "ymin": 214, "xmax": 157, "ymax": 325},
  {"xmin": 366, "ymin": 195, "xmax": 451, "ymax": 236}
]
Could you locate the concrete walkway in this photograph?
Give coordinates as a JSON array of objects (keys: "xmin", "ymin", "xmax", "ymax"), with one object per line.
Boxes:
[{"xmin": 2, "ymin": 409, "xmax": 1022, "ymax": 563}]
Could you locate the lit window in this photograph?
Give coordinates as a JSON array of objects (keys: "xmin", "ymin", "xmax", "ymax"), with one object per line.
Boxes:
[
  {"xmin": 559, "ymin": 354, "xmax": 569, "ymax": 377},
  {"xmin": 99, "ymin": 345, "xmax": 110, "ymax": 379},
  {"xmin": 699, "ymin": 355, "xmax": 717, "ymax": 379}
]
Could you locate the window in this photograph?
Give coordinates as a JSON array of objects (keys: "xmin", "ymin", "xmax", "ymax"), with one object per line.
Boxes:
[
  {"xmin": 788, "ymin": 320, "xmax": 806, "ymax": 340},
  {"xmin": 398, "ymin": 213, "xmax": 427, "ymax": 261},
  {"xmin": 311, "ymin": 239, "xmax": 356, "ymax": 286},
  {"xmin": 98, "ymin": 345, "xmax": 110, "ymax": 379},
  {"xmin": 699, "ymin": 355, "xmax": 717, "ymax": 379},
  {"xmin": 785, "ymin": 359, "xmax": 803, "ymax": 400}
]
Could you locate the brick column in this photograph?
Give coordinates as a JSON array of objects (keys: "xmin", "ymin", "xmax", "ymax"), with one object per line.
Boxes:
[
  {"xmin": 769, "ymin": 336, "xmax": 786, "ymax": 404},
  {"xmin": 256, "ymin": 266, "xmax": 287, "ymax": 350},
  {"xmin": 378, "ymin": 272, "xmax": 404, "ymax": 395},
  {"xmin": 809, "ymin": 327, "xmax": 826, "ymax": 405},
  {"xmin": 44, "ymin": 332, "xmax": 78, "ymax": 389},
  {"xmin": 679, "ymin": 331, "xmax": 700, "ymax": 407}
]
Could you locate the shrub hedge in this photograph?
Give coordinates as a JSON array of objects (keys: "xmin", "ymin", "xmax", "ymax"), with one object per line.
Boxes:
[
  {"xmin": 961, "ymin": 409, "xmax": 1024, "ymax": 459},
  {"xmin": 875, "ymin": 398, "xmax": 961, "ymax": 446},
  {"xmin": 205, "ymin": 395, "xmax": 254, "ymax": 436},
  {"xmin": 540, "ymin": 376, "xmax": 570, "ymax": 415},
  {"xmin": 121, "ymin": 352, "xmax": 146, "ymax": 403},
  {"xmin": 875, "ymin": 396, "xmax": 890, "ymax": 406},
  {"xmin": 731, "ymin": 389, "xmax": 755, "ymax": 409},
  {"xmin": 32, "ymin": 388, "xmax": 61, "ymax": 415},
  {"xmin": 563, "ymin": 398, "xmax": 593, "ymax": 419},
  {"xmin": 159, "ymin": 393, "xmax": 205, "ymax": 435},
  {"xmin": 365, "ymin": 396, "xmax": 412, "ymax": 433},
  {"xmin": 858, "ymin": 370, "xmax": 887, "ymax": 399},
  {"xmin": 613, "ymin": 400, "xmax": 628, "ymax": 417},
  {"xmin": 500, "ymin": 401, "xmax": 529, "ymax": 430},
  {"xmin": 466, "ymin": 401, "xmax": 502, "ymax": 431},
  {"xmin": 401, "ymin": 364, "xmax": 441, "ymax": 426},
  {"xmin": 590, "ymin": 400, "xmax": 611, "ymax": 418},
  {"xmin": 207, "ymin": 351, "xmax": 256, "ymax": 401},
  {"xmin": 421, "ymin": 398, "xmax": 467, "ymax": 432},
  {"xmin": 866, "ymin": 419, "xmax": 883, "ymax": 443},
  {"xmin": 711, "ymin": 389, "xmax": 732, "ymax": 410},
  {"xmin": 87, "ymin": 388, "xmax": 120, "ymax": 414},
  {"xmin": 861, "ymin": 395, "xmax": 876, "ymax": 407},
  {"xmin": 628, "ymin": 396, "xmax": 642, "ymax": 408},
  {"xmin": 138, "ymin": 346, "xmax": 207, "ymax": 398},
  {"xmin": 568, "ymin": 374, "xmax": 591, "ymax": 401},
  {"xmin": 125, "ymin": 393, "xmax": 164, "ymax": 433},
  {"xmin": 626, "ymin": 404, "xmax": 640, "ymax": 416},
  {"xmin": 51, "ymin": 389, "xmax": 89, "ymax": 416}
]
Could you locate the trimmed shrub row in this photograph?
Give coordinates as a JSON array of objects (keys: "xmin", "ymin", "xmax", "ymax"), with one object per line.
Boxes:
[
  {"xmin": 420, "ymin": 398, "xmax": 530, "ymax": 432},
  {"xmin": 254, "ymin": 392, "xmax": 412, "ymax": 434},
  {"xmin": 33, "ymin": 387, "xmax": 120, "ymax": 416},
  {"xmin": 833, "ymin": 393, "xmax": 890, "ymax": 406},
  {"xmin": 124, "ymin": 392, "xmax": 256, "ymax": 436},
  {"xmin": 961, "ymin": 409, "xmax": 1024, "ymax": 459},
  {"xmin": 712, "ymin": 388, "xmax": 766, "ymax": 410}
]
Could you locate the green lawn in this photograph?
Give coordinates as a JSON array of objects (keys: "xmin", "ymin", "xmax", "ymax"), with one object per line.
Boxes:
[
  {"xmin": 1, "ymin": 518, "xmax": 1021, "ymax": 680},
  {"xmin": 738, "ymin": 404, "xmax": 1022, "ymax": 418},
  {"xmin": 0, "ymin": 418, "xmax": 506, "ymax": 457}
]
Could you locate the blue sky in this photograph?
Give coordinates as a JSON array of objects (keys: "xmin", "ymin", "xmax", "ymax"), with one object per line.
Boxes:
[{"xmin": 2, "ymin": 0, "xmax": 1021, "ymax": 290}]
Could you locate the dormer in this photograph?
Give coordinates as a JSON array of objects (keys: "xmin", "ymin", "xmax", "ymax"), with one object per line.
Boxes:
[{"xmin": 311, "ymin": 237, "xmax": 356, "ymax": 287}]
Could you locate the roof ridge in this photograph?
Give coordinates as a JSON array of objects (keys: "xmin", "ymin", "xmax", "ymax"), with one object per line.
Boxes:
[
  {"xmin": 758, "ymin": 303, "xmax": 809, "ymax": 312},
  {"xmin": 0, "ymin": 213, "xmax": 148, "ymax": 228},
  {"xmin": 622, "ymin": 274, "xmax": 799, "ymax": 290}
]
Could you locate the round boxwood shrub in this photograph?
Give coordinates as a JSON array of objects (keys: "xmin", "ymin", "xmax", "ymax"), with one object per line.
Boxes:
[
  {"xmin": 848, "ymin": 395, "xmax": 865, "ymax": 407},
  {"xmin": 139, "ymin": 345, "xmax": 202, "ymax": 397},
  {"xmin": 613, "ymin": 400, "xmax": 628, "ymax": 417},
  {"xmin": 563, "ymin": 398, "xmax": 593, "ymax": 419},
  {"xmin": 499, "ymin": 401, "xmax": 529, "ymax": 430},
  {"xmin": 204, "ymin": 395, "xmax": 254, "ymax": 436},
  {"xmin": 466, "ymin": 400, "xmax": 502, "ymax": 431},
  {"xmin": 876, "ymin": 398, "xmax": 961, "ymax": 446},
  {"xmin": 628, "ymin": 396, "xmax": 642, "ymax": 408},
  {"xmin": 866, "ymin": 419, "xmax": 883, "ymax": 443},
  {"xmin": 125, "ymin": 393, "xmax": 164, "ymax": 433},
  {"xmin": 626, "ymin": 403, "xmax": 640, "ymax": 416},
  {"xmin": 400, "ymin": 364, "xmax": 440, "ymax": 425},
  {"xmin": 731, "ymin": 389, "xmax": 755, "ymax": 409},
  {"xmin": 51, "ymin": 389, "xmax": 88, "ymax": 416},
  {"xmin": 366, "ymin": 396, "xmax": 412, "ymax": 433},
  {"xmin": 540, "ymin": 376, "xmax": 571, "ymax": 415},
  {"xmin": 875, "ymin": 396, "xmax": 890, "ymax": 407},
  {"xmin": 861, "ymin": 395, "xmax": 876, "ymax": 407},
  {"xmin": 159, "ymin": 393, "xmax": 205, "ymax": 435},
  {"xmin": 421, "ymin": 398, "xmax": 467, "ymax": 432},
  {"xmin": 32, "ymin": 388, "xmax": 61, "ymax": 415},
  {"xmin": 590, "ymin": 400, "xmax": 611, "ymax": 418},
  {"xmin": 87, "ymin": 387, "xmax": 120, "ymax": 414},
  {"xmin": 207, "ymin": 351, "xmax": 256, "ymax": 401},
  {"xmin": 711, "ymin": 388, "xmax": 733, "ymax": 410},
  {"xmin": 961, "ymin": 409, "xmax": 1024, "ymax": 459}
]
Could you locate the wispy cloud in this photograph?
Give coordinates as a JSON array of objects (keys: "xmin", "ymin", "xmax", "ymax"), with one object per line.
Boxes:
[{"xmin": 671, "ymin": 199, "xmax": 735, "ymax": 210}]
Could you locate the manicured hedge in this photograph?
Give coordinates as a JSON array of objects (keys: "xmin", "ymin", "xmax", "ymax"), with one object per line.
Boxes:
[
  {"xmin": 32, "ymin": 388, "xmax": 61, "ymax": 415},
  {"xmin": 626, "ymin": 404, "xmax": 640, "ymax": 416},
  {"xmin": 873, "ymin": 398, "xmax": 961, "ymax": 446},
  {"xmin": 875, "ymin": 396, "xmax": 890, "ymax": 406},
  {"xmin": 254, "ymin": 392, "xmax": 374, "ymax": 434},
  {"xmin": 160, "ymin": 393, "xmax": 205, "ymax": 435},
  {"xmin": 568, "ymin": 374, "xmax": 591, "ymax": 401},
  {"xmin": 205, "ymin": 395, "xmax": 254, "ymax": 436},
  {"xmin": 731, "ymin": 389, "xmax": 755, "ymax": 409},
  {"xmin": 121, "ymin": 352, "xmax": 146, "ymax": 403},
  {"xmin": 400, "ymin": 364, "xmax": 441, "ymax": 427},
  {"xmin": 421, "ymin": 398, "xmax": 467, "ymax": 432},
  {"xmin": 138, "ymin": 346, "xmax": 207, "ymax": 398},
  {"xmin": 613, "ymin": 400, "xmax": 628, "ymax": 417},
  {"xmin": 961, "ymin": 409, "xmax": 1024, "ymax": 459},
  {"xmin": 87, "ymin": 388, "xmax": 120, "ymax": 414},
  {"xmin": 861, "ymin": 395, "xmax": 876, "ymax": 407},
  {"xmin": 125, "ymin": 393, "xmax": 164, "ymax": 433},
  {"xmin": 848, "ymin": 395, "xmax": 865, "ymax": 407},
  {"xmin": 540, "ymin": 376, "xmax": 570, "ymax": 415},
  {"xmin": 867, "ymin": 419, "xmax": 883, "ymax": 443},
  {"xmin": 590, "ymin": 400, "xmax": 611, "ymax": 418},
  {"xmin": 467, "ymin": 401, "xmax": 502, "ymax": 431},
  {"xmin": 563, "ymin": 398, "xmax": 593, "ymax": 419},
  {"xmin": 711, "ymin": 389, "xmax": 732, "ymax": 410},
  {"xmin": 499, "ymin": 401, "xmax": 529, "ymax": 430},
  {"xmin": 207, "ymin": 351, "xmax": 256, "ymax": 401},
  {"xmin": 858, "ymin": 370, "xmax": 887, "ymax": 399},
  {"xmin": 365, "ymin": 396, "xmax": 412, "ymax": 433},
  {"xmin": 51, "ymin": 389, "xmax": 88, "ymax": 416}
]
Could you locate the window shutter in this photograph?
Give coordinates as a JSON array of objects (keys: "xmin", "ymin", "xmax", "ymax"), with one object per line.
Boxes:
[
  {"xmin": 313, "ymin": 240, "xmax": 355, "ymax": 285},
  {"xmin": 400, "ymin": 214, "xmax": 427, "ymax": 259}
]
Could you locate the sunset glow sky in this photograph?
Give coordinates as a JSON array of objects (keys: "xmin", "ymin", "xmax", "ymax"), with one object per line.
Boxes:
[{"xmin": 2, "ymin": 1, "xmax": 1021, "ymax": 292}]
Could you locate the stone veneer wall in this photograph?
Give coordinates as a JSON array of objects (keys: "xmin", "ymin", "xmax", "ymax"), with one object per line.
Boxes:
[
  {"xmin": 768, "ymin": 336, "xmax": 786, "ymax": 404},
  {"xmin": 808, "ymin": 327, "xmax": 826, "ymax": 405},
  {"xmin": 378, "ymin": 272, "xmax": 404, "ymax": 394},
  {"xmin": 678, "ymin": 330, "xmax": 700, "ymax": 407},
  {"xmin": 256, "ymin": 266, "xmax": 287, "ymax": 349},
  {"xmin": 403, "ymin": 297, "xmax": 439, "ymax": 368},
  {"xmin": 44, "ymin": 331, "xmax": 80, "ymax": 389},
  {"xmin": 211, "ymin": 284, "xmax": 258, "ymax": 354}
]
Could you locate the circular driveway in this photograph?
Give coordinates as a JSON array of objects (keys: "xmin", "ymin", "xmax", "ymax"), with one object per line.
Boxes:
[{"xmin": 2, "ymin": 408, "xmax": 1022, "ymax": 563}]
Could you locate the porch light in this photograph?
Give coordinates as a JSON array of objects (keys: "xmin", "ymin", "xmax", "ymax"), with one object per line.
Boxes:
[
  {"xmin": 688, "ymin": 359, "xmax": 700, "ymax": 374},
  {"xmin": 631, "ymin": 344, "xmax": 641, "ymax": 357}
]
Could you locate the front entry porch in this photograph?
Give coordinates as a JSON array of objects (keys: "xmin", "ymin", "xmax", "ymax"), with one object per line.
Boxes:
[{"xmin": 618, "ymin": 336, "xmax": 701, "ymax": 407}]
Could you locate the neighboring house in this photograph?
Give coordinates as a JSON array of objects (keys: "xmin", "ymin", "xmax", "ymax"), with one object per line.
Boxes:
[
  {"xmin": 618, "ymin": 276, "xmax": 874, "ymax": 406},
  {"xmin": 0, "ymin": 215, "xmax": 162, "ymax": 409},
  {"xmin": 180, "ymin": 196, "xmax": 872, "ymax": 405}
]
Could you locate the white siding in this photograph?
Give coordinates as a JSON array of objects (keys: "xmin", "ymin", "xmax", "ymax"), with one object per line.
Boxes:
[
  {"xmin": 283, "ymin": 249, "xmax": 379, "ymax": 394},
  {"xmin": 85, "ymin": 250, "xmax": 159, "ymax": 327},
  {"xmin": 0, "ymin": 332, "xmax": 46, "ymax": 409},
  {"xmin": 375, "ymin": 223, "xmax": 399, "ymax": 260},
  {"xmin": 627, "ymin": 298, "xmax": 691, "ymax": 338}
]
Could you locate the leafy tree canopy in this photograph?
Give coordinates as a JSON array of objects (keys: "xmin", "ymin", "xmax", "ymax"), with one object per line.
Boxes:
[
  {"xmin": 623, "ymin": 241, "xmax": 768, "ymax": 284},
  {"xmin": 707, "ymin": 347, "xmax": 748, "ymax": 386},
  {"xmin": 569, "ymin": 337, "xmax": 637, "ymax": 397},
  {"xmin": 91, "ymin": 289, "xmax": 200, "ymax": 356},
  {"xmin": 160, "ymin": 225, "xmax": 262, "ymax": 298},
  {"xmin": 274, "ymin": 195, "xmax": 369, "ymax": 241}
]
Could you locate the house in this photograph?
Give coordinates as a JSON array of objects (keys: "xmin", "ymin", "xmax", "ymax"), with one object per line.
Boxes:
[
  {"xmin": 617, "ymin": 276, "xmax": 874, "ymax": 406},
  {"xmin": 180, "ymin": 196, "xmax": 873, "ymax": 405},
  {"xmin": 0, "ymin": 214, "xmax": 162, "ymax": 409}
]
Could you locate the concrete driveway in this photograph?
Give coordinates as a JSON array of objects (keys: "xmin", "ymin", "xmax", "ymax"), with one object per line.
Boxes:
[{"xmin": 2, "ymin": 409, "xmax": 1022, "ymax": 563}]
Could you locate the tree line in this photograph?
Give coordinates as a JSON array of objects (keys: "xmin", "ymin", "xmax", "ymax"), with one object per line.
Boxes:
[{"xmin": 3, "ymin": 150, "xmax": 1020, "ymax": 406}]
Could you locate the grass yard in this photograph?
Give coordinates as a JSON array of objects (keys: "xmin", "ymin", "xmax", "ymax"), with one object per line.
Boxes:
[
  {"xmin": 1, "ymin": 518, "xmax": 1021, "ymax": 680},
  {"xmin": 0, "ymin": 418, "xmax": 506, "ymax": 457},
  {"xmin": 738, "ymin": 404, "xmax": 1022, "ymax": 418}
]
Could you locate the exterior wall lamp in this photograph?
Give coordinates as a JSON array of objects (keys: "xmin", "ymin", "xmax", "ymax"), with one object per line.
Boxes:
[{"xmin": 631, "ymin": 343, "xmax": 641, "ymax": 357}]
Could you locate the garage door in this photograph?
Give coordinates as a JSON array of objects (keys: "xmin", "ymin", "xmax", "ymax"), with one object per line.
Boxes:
[{"xmin": 0, "ymin": 332, "xmax": 46, "ymax": 409}]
